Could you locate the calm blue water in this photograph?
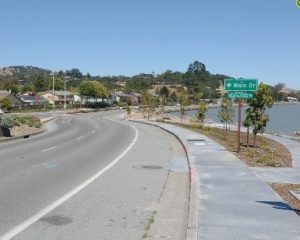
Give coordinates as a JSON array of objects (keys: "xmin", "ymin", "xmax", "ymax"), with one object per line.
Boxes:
[{"xmin": 170, "ymin": 102, "xmax": 300, "ymax": 135}]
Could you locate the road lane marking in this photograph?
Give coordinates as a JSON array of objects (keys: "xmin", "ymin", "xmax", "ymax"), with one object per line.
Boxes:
[
  {"xmin": 41, "ymin": 146, "xmax": 57, "ymax": 152},
  {"xmin": 76, "ymin": 135, "xmax": 85, "ymax": 140},
  {"xmin": 0, "ymin": 124, "xmax": 138, "ymax": 240}
]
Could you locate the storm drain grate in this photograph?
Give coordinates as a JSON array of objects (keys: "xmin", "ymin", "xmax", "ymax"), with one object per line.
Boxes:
[
  {"xmin": 188, "ymin": 139, "xmax": 206, "ymax": 146},
  {"xmin": 132, "ymin": 165, "xmax": 163, "ymax": 170}
]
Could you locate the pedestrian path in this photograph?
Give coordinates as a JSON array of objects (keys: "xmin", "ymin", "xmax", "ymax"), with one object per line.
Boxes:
[
  {"xmin": 251, "ymin": 134, "xmax": 300, "ymax": 183},
  {"xmin": 140, "ymin": 121, "xmax": 300, "ymax": 240}
]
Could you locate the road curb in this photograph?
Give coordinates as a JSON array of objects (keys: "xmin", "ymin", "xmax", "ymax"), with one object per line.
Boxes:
[
  {"xmin": 128, "ymin": 119, "xmax": 198, "ymax": 240},
  {"xmin": 0, "ymin": 117, "xmax": 55, "ymax": 143}
]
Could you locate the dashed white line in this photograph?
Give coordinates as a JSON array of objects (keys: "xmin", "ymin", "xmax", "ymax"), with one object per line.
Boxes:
[
  {"xmin": 0, "ymin": 124, "xmax": 139, "ymax": 240},
  {"xmin": 41, "ymin": 146, "xmax": 57, "ymax": 152}
]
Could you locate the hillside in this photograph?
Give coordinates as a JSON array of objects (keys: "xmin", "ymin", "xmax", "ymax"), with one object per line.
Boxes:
[
  {"xmin": 0, "ymin": 66, "xmax": 50, "ymax": 81},
  {"xmin": 0, "ymin": 63, "xmax": 298, "ymax": 101}
]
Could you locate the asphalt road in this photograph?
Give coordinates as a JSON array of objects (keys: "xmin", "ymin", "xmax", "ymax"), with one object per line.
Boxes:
[{"xmin": 0, "ymin": 111, "xmax": 180, "ymax": 240}]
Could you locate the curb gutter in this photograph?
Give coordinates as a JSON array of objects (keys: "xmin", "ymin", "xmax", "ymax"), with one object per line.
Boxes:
[{"xmin": 129, "ymin": 119, "xmax": 198, "ymax": 240}]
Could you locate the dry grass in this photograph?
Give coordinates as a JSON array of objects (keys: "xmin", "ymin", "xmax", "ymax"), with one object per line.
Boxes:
[{"xmin": 175, "ymin": 123, "xmax": 292, "ymax": 168}]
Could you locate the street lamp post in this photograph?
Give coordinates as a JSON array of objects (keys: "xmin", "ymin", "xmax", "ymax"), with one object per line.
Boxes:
[
  {"xmin": 50, "ymin": 72, "xmax": 56, "ymax": 116},
  {"xmin": 52, "ymin": 74, "xmax": 55, "ymax": 116}
]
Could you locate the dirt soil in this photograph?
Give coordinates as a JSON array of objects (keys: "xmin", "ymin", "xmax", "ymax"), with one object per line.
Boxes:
[
  {"xmin": 173, "ymin": 123, "xmax": 293, "ymax": 168},
  {"xmin": 270, "ymin": 183, "xmax": 300, "ymax": 215},
  {"xmin": 10, "ymin": 124, "xmax": 43, "ymax": 137}
]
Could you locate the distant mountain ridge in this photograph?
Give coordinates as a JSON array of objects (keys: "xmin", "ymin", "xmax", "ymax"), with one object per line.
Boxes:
[
  {"xmin": 0, "ymin": 65, "xmax": 298, "ymax": 94},
  {"xmin": 0, "ymin": 66, "xmax": 50, "ymax": 80}
]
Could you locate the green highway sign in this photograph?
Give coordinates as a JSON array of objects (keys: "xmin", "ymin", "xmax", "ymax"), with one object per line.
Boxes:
[
  {"xmin": 224, "ymin": 79, "xmax": 258, "ymax": 92},
  {"xmin": 228, "ymin": 92, "xmax": 253, "ymax": 99}
]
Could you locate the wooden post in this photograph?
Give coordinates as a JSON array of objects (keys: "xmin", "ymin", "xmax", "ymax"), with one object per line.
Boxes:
[{"xmin": 237, "ymin": 101, "xmax": 242, "ymax": 152}]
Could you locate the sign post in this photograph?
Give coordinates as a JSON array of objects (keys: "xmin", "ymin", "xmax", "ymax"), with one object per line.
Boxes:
[{"xmin": 224, "ymin": 79, "xmax": 258, "ymax": 152}]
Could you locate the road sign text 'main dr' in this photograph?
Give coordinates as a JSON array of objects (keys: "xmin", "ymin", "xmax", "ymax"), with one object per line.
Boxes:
[{"xmin": 224, "ymin": 79, "xmax": 258, "ymax": 92}]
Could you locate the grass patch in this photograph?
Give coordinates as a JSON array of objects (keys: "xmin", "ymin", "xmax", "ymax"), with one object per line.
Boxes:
[
  {"xmin": 142, "ymin": 210, "xmax": 157, "ymax": 239},
  {"xmin": 174, "ymin": 123, "xmax": 292, "ymax": 168}
]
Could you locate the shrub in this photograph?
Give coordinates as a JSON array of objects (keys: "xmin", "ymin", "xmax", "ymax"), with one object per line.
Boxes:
[
  {"xmin": 0, "ymin": 116, "xmax": 14, "ymax": 129},
  {"xmin": 0, "ymin": 115, "xmax": 42, "ymax": 129}
]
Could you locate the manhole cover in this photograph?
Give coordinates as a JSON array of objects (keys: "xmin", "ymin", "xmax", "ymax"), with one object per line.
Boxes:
[{"xmin": 132, "ymin": 165, "xmax": 163, "ymax": 170}]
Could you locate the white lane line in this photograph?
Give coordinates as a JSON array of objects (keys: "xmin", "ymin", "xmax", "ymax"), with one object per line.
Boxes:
[
  {"xmin": 41, "ymin": 146, "xmax": 57, "ymax": 152},
  {"xmin": 76, "ymin": 135, "xmax": 85, "ymax": 140},
  {"xmin": 0, "ymin": 124, "xmax": 138, "ymax": 240}
]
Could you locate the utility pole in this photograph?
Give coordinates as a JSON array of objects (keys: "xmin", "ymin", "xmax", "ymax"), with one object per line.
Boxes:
[{"xmin": 64, "ymin": 80, "xmax": 67, "ymax": 110}]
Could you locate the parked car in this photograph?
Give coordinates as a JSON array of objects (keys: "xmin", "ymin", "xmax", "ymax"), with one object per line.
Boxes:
[{"xmin": 0, "ymin": 109, "xmax": 4, "ymax": 115}]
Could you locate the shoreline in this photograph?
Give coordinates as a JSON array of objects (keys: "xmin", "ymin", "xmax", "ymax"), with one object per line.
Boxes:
[
  {"xmin": 164, "ymin": 101, "xmax": 300, "ymax": 137},
  {"xmin": 164, "ymin": 101, "xmax": 300, "ymax": 113}
]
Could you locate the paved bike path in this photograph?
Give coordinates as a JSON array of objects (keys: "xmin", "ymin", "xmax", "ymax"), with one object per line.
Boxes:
[
  {"xmin": 252, "ymin": 134, "xmax": 300, "ymax": 183},
  {"xmin": 149, "ymin": 122, "xmax": 300, "ymax": 240}
]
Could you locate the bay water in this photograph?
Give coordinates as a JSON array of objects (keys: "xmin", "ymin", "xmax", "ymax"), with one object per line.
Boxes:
[{"xmin": 170, "ymin": 102, "xmax": 300, "ymax": 135}]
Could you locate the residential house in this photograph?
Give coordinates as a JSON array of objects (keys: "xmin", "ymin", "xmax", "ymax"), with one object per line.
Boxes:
[
  {"xmin": 42, "ymin": 91, "xmax": 75, "ymax": 105},
  {"xmin": 113, "ymin": 92, "xmax": 139, "ymax": 105},
  {"xmin": 19, "ymin": 95, "xmax": 46, "ymax": 107},
  {"xmin": 0, "ymin": 90, "xmax": 23, "ymax": 110}
]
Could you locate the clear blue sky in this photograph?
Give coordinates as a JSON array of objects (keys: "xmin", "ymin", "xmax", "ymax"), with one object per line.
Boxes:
[{"xmin": 1, "ymin": 0, "xmax": 299, "ymax": 89}]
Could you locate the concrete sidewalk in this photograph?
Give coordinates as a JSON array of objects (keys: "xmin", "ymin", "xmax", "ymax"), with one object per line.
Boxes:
[
  {"xmin": 251, "ymin": 134, "xmax": 300, "ymax": 183},
  {"xmin": 137, "ymin": 120, "xmax": 300, "ymax": 240}
]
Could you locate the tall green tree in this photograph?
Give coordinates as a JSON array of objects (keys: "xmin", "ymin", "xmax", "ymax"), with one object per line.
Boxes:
[
  {"xmin": 79, "ymin": 81, "xmax": 109, "ymax": 99},
  {"xmin": 0, "ymin": 98, "xmax": 12, "ymax": 110},
  {"xmin": 125, "ymin": 105, "xmax": 131, "ymax": 117},
  {"xmin": 8, "ymin": 85, "xmax": 19, "ymax": 95},
  {"xmin": 2, "ymin": 82, "xmax": 19, "ymax": 94},
  {"xmin": 178, "ymin": 89, "xmax": 189, "ymax": 121},
  {"xmin": 245, "ymin": 83, "xmax": 274, "ymax": 147},
  {"xmin": 187, "ymin": 61, "xmax": 206, "ymax": 75},
  {"xmin": 243, "ymin": 115, "xmax": 252, "ymax": 147},
  {"xmin": 22, "ymin": 83, "xmax": 36, "ymax": 93},
  {"xmin": 159, "ymin": 96, "xmax": 166, "ymax": 120},
  {"xmin": 197, "ymin": 102, "xmax": 208, "ymax": 123},
  {"xmin": 218, "ymin": 96, "xmax": 235, "ymax": 131},
  {"xmin": 141, "ymin": 90, "xmax": 155, "ymax": 119},
  {"xmin": 159, "ymin": 86, "xmax": 170, "ymax": 99},
  {"xmin": 33, "ymin": 74, "xmax": 47, "ymax": 92},
  {"xmin": 48, "ymin": 77, "xmax": 63, "ymax": 90},
  {"xmin": 271, "ymin": 82, "xmax": 285, "ymax": 102}
]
